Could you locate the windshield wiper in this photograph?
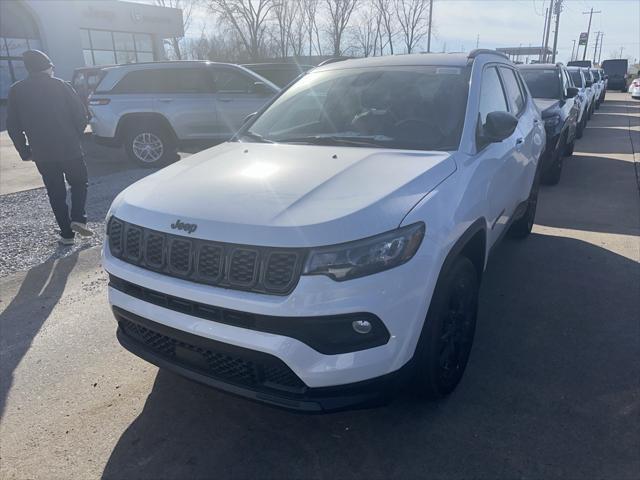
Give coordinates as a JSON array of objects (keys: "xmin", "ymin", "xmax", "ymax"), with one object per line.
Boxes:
[
  {"xmin": 239, "ymin": 131, "xmax": 274, "ymax": 143},
  {"xmin": 275, "ymin": 135, "xmax": 387, "ymax": 148}
]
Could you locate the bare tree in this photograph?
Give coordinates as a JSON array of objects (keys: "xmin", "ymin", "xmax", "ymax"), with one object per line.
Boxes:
[
  {"xmin": 325, "ymin": 0, "xmax": 360, "ymax": 57},
  {"xmin": 394, "ymin": 0, "xmax": 430, "ymax": 54},
  {"xmin": 155, "ymin": 0, "xmax": 203, "ymax": 59},
  {"xmin": 374, "ymin": 0, "xmax": 395, "ymax": 55},
  {"xmin": 354, "ymin": 7, "xmax": 383, "ymax": 57},
  {"xmin": 208, "ymin": 0, "xmax": 275, "ymax": 60},
  {"xmin": 272, "ymin": 0, "xmax": 299, "ymax": 58},
  {"xmin": 288, "ymin": 4, "xmax": 308, "ymax": 57}
]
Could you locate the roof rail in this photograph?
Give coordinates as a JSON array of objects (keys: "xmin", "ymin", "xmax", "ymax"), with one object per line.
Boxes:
[
  {"xmin": 467, "ymin": 49, "xmax": 510, "ymax": 60},
  {"xmin": 317, "ymin": 57, "xmax": 350, "ymax": 67}
]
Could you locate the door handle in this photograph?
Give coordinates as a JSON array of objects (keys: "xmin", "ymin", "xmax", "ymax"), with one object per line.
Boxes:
[
  {"xmin": 218, "ymin": 98, "xmax": 233, "ymax": 103},
  {"xmin": 516, "ymin": 138, "xmax": 525, "ymax": 150},
  {"xmin": 158, "ymin": 98, "xmax": 173, "ymax": 103}
]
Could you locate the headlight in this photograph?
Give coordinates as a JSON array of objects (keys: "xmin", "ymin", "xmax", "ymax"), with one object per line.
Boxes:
[
  {"xmin": 302, "ymin": 222, "xmax": 425, "ymax": 281},
  {"xmin": 544, "ymin": 115, "xmax": 561, "ymax": 129}
]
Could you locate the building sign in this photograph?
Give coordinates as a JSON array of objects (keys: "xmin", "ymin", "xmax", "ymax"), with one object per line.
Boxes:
[{"xmin": 579, "ymin": 32, "xmax": 588, "ymax": 46}]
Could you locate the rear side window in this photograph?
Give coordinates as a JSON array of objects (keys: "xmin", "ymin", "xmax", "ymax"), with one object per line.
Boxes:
[
  {"xmin": 520, "ymin": 68, "xmax": 561, "ymax": 99},
  {"xmin": 499, "ymin": 67, "xmax": 525, "ymax": 115},
  {"xmin": 155, "ymin": 69, "xmax": 214, "ymax": 94},
  {"xmin": 112, "ymin": 68, "xmax": 214, "ymax": 94},
  {"xmin": 212, "ymin": 68, "xmax": 256, "ymax": 93},
  {"xmin": 478, "ymin": 66, "xmax": 509, "ymax": 124}
]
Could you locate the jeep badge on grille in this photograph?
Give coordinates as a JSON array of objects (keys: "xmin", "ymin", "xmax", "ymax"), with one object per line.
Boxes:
[{"xmin": 171, "ymin": 219, "xmax": 198, "ymax": 234}]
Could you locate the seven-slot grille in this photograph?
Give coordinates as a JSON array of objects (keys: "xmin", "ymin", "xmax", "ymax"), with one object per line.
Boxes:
[{"xmin": 107, "ymin": 217, "xmax": 304, "ymax": 295}]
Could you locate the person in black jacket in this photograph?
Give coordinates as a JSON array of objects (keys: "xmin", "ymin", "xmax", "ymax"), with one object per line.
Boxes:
[{"xmin": 7, "ymin": 50, "xmax": 93, "ymax": 245}]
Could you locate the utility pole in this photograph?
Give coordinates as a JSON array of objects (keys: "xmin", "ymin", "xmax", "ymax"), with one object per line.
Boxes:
[
  {"xmin": 597, "ymin": 33, "xmax": 604, "ymax": 64},
  {"xmin": 582, "ymin": 7, "xmax": 602, "ymax": 61},
  {"xmin": 592, "ymin": 31, "xmax": 602, "ymax": 63},
  {"xmin": 540, "ymin": 7, "xmax": 549, "ymax": 62},
  {"xmin": 551, "ymin": 0, "xmax": 563, "ymax": 63},
  {"xmin": 543, "ymin": 0, "xmax": 554, "ymax": 62},
  {"xmin": 476, "ymin": 34, "xmax": 480, "ymax": 49},
  {"xmin": 620, "ymin": 46, "xmax": 624, "ymax": 59},
  {"xmin": 426, "ymin": 0, "xmax": 434, "ymax": 53},
  {"xmin": 571, "ymin": 39, "xmax": 576, "ymax": 61}
]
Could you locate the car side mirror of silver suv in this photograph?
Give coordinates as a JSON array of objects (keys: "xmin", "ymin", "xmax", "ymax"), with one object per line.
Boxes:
[
  {"xmin": 566, "ymin": 87, "xmax": 579, "ymax": 98},
  {"xmin": 479, "ymin": 111, "xmax": 519, "ymax": 146}
]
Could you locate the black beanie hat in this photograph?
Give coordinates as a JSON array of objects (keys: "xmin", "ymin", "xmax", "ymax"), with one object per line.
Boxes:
[{"xmin": 23, "ymin": 50, "xmax": 54, "ymax": 73}]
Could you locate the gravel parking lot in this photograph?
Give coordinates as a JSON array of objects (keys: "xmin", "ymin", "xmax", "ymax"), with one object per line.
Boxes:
[{"xmin": 0, "ymin": 93, "xmax": 638, "ymax": 480}]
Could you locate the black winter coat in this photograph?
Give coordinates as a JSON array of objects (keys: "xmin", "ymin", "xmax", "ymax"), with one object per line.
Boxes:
[{"xmin": 6, "ymin": 72, "xmax": 88, "ymax": 163}]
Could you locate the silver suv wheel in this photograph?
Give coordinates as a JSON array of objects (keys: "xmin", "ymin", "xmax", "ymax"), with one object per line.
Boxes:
[{"xmin": 132, "ymin": 132, "xmax": 164, "ymax": 164}]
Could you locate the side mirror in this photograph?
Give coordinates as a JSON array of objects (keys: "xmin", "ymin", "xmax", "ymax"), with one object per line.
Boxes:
[
  {"xmin": 566, "ymin": 87, "xmax": 579, "ymax": 98},
  {"xmin": 604, "ymin": 75, "xmax": 609, "ymax": 80},
  {"xmin": 251, "ymin": 81, "xmax": 272, "ymax": 96},
  {"xmin": 242, "ymin": 112, "xmax": 257, "ymax": 124},
  {"xmin": 480, "ymin": 111, "xmax": 519, "ymax": 145},
  {"xmin": 585, "ymin": 80, "xmax": 593, "ymax": 87}
]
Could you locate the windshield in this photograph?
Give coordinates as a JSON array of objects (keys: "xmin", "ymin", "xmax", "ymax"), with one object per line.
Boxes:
[
  {"xmin": 241, "ymin": 66, "xmax": 470, "ymax": 151},
  {"xmin": 519, "ymin": 69, "xmax": 561, "ymax": 99},
  {"xmin": 569, "ymin": 70, "xmax": 583, "ymax": 87}
]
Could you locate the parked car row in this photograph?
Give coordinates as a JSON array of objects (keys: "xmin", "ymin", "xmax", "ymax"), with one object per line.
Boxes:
[{"xmin": 517, "ymin": 62, "xmax": 605, "ymax": 185}]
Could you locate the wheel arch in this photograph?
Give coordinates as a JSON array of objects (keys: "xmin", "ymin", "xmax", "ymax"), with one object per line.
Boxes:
[
  {"xmin": 115, "ymin": 113, "xmax": 178, "ymax": 145},
  {"xmin": 441, "ymin": 219, "xmax": 487, "ymax": 283}
]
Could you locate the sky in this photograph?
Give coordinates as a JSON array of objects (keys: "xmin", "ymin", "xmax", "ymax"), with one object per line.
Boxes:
[
  {"xmin": 142, "ymin": 0, "xmax": 640, "ymax": 64},
  {"xmin": 431, "ymin": 0, "xmax": 639, "ymax": 64}
]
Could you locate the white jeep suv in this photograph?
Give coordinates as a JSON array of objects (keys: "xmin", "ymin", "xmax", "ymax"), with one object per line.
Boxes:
[{"xmin": 104, "ymin": 51, "xmax": 545, "ymax": 411}]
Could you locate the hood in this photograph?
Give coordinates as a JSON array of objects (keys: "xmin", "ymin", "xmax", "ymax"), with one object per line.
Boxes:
[
  {"xmin": 111, "ymin": 142, "xmax": 456, "ymax": 247},
  {"xmin": 533, "ymin": 98, "xmax": 560, "ymax": 116}
]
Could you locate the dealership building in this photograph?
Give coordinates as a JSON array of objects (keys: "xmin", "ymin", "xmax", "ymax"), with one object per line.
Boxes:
[{"xmin": 0, "ymin": 0, "xmax": 183, "ymax": 101}]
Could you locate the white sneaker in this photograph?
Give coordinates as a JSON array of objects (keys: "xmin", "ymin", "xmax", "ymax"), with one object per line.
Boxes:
[
  {"xmin": 71, "ymin": 221, "xmax": 94, "ymax": 237},
  {"xmin": 58, "ymin": 236, "xmax": 75, "ymax": 246}
]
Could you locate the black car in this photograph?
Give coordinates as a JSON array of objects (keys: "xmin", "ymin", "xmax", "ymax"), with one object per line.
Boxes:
[
  {"xmin": 242, "ymin": 63, "xmax": 314, "ymax": 88},
  {"xmin": 518, "ymin": 63, "xmax": 580, "ymax": 185}
]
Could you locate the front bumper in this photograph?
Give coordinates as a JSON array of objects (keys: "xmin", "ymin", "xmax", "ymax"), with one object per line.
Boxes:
[
  {"xmin": 104, "ymin": 236, "xmax": 440, "ymax": 390},
  {"xmin": 114, "ymin": 306, "xmax": 412, "ymax": 412}
]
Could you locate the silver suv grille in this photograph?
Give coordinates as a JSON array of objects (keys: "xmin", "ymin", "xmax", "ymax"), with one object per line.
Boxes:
[{"xmin": 107, "ymin": 217, "xmax": 305, "ymax": 295}]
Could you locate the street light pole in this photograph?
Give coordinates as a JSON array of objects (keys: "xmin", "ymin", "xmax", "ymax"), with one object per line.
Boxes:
[
  {"xmin": 551, "ymin": 0, "xmax": 563, "ymax": 63},
  {"xmin": 543, "ymin": 0, "xmax": 554, "ymax": 62},
  {"xmin": 593, "ymin": 31, "xmax": 601, "ymax": 64},
  {"xmin": 582, "ymin": 8, "xmax": 602, "ymax": 61},
  {"xmin": 571, "ymin": 40, "xmax": 576, "ymax": 61}
]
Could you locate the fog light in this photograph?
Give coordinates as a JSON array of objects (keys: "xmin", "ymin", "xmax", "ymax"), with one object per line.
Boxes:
[{"xmin": 352, "ymin": 320, "xmax": 372, "ymax": 334}]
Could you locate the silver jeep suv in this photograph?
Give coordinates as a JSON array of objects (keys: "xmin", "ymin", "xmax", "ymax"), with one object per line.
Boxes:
[{"xmin": 89, "ymin": 61, "xmax": 278, "ymax": 166}]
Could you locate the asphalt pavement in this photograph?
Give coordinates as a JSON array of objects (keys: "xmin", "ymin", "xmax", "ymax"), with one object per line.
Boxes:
[{"xmin": 0, "ymin": 93, "xmax": 638, "ymax": 480}]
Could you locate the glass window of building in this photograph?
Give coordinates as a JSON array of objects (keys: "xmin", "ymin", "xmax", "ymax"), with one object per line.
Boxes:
[
  {"xmin": 82, "ymin": 29, "xmax": 155, "ymax": 66},
  {"xmin": 0, "ymin": 0, "xmax": 42, "ymax": 100}
]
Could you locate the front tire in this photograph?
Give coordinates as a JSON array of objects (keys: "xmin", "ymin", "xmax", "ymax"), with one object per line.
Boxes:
[
  {"xmin": 124, "ymin": 122, "xmax": 178, "ymax": 167},
  {"xmin": 412, "ymin": 257, "xmax": 479, "ymax": 399}
]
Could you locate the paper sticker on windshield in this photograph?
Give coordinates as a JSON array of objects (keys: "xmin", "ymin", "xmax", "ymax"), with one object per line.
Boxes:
[{"xmin": 436, "ymin": 67, "xmax": 461, "ymax": 75}]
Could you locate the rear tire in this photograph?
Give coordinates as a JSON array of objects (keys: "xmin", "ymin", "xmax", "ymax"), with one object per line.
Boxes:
[
  {"xmin": 509, "ymin": 173, "xmax": 539, "ymax": 238},
  {"xmin": 576, "ymin": 116, "xmax": 585, "ymax": 139},
  {"xmin": 411, "ymin": 257, "xmax": 479, "ymax": 399},
  {"xmin": 542, "ymin": 146, "xmax": 563, "ymax": 185},
  {"xmin": 124, "ymin": 121, "xmax": 178, "ymax": 168},
  {"xmin": 564, "ymin": 138, "xmax": 575, "ymax": 156}
]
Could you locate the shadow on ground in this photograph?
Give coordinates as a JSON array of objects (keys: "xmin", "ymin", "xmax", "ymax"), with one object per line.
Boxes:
[
  {"xmin": 0, "ymin": 250, "xmax": 83, "ymax": 417},
  {"xmin": 101, "ymin": 233, "xmax": 639, "ymax": 480}
]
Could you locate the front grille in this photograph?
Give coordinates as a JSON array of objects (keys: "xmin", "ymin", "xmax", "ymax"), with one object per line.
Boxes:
[
  {"xmin": 107, "ymin": 217, "xmax": 304, "ymax": 295},
  {"xmin": 117, "ymin": 313, "xmax": 306, "ymax": 392}
]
